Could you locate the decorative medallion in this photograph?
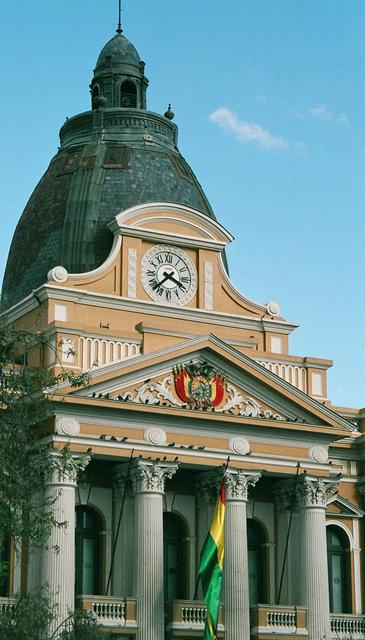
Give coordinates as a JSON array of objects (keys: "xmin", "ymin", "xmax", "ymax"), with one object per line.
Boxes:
[{"xmin": 173, "ymin": 362, "xmax": 225, "ymax": 409}]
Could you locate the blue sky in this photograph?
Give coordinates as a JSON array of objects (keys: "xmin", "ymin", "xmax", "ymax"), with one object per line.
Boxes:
[{"xmin": 1, "ymin": 1, "xmax": 364, "ymax": 408}]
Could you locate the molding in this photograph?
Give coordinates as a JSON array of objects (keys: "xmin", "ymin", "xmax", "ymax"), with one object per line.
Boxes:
[
  {"xmin": 59, "ymin": 332, "xmax": 356, "ymax": 432},
  {"xmin": 3, "ymin": 284, "xmax": 298, "ymax": 335},
  {"xmin": 327, "ymin": 495, "xmax": 365, "ymax": 518},
  {"xmin": 127, "ymin": 248, "xmax": 137, "ymax": 299},
  {"xmin": 109, "ymin": 201, "xmax": 234, "ymax": 244}
]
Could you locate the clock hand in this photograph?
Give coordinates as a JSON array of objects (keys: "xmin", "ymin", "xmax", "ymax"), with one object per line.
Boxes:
[{"xmin": 163, "ymin": 271, "xmax": 187, "ymax": 291}]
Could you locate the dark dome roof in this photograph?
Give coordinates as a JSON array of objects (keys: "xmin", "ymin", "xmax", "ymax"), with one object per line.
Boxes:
[
  {"xmin": 1, "ymin": 108, "xmax": 216, "ymax": 310},
  {"xmin": 1, "ymin": 33, "xmax": 219, "ymax": 311},
  {"xmin": 95, "ymin": 34, "xmax": 141, "ymax": 68}
]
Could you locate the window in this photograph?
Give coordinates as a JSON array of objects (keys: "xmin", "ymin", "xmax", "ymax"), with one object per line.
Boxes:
[
  {"xmin": 120, "ymin": 81, "xmax": 137, "ymax": 108},
  {"xmin": 327, "ymin": 525, "xmax": 350, "ymax": 613},
  {"xmin": 247, "ymin": 519, "xmax": 266, "ymax": 605},
  {"xmin": 75, "ymin": 507, "xmax": 102, "ymax": 595},
  {"xmin": 92, "ymin": 85, "xmax": 100, "ymax": 109},
  {"xmin": 163, "ymin": 512, "xmax": 187, "ymax": 600}
]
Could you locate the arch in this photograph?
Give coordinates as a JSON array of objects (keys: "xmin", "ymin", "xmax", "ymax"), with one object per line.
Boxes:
[
  {"xmin": 120, "ymin": 80, "xmax": 137, "ymax": 108},
  {"xmin": 163, "ymin": 512, "xmax": 188, "ymax": 600},
  {"xmin": 247, "ymin": 518, "xmax": 268, "ymax": 605},
  {"xmin": 75, "ymin": 505, "xmax": 103, "ymax": 595},
  {"xmin": 326, "ymin": 524, "xmax": 351, "ymax": 613}
]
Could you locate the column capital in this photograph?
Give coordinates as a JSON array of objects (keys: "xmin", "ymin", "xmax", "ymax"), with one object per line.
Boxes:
[
  {"xmin": 274, "ymin": 479, "xmax": 297, "ymax": 511},
  {"xmin": 130, "ymin": 459, "xmax": 179, "ymax": 494},
  {"xmin": 113, "ymin": 462, "xmax": 132, "ymax": 492},
  {"xmin": 195, "ymin": 470, "xmax": 222, "ymax": 505},
  {"xmin": 44, "ymin": 450, "xmax": 91, "ymax": 487},
  {"xmin": 295, "ymin": 474, "xmax": 338, "ymax": 508},
  {"xmin": 224, "ymin": 468, "xmax": 261, "ymax": 501}
]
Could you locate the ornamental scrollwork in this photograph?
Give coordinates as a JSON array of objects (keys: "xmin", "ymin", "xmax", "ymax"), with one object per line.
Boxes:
[
  {"xmin": 224, "ymin": 470, "xmax": 261, "ymax": 501},
  {"xmin": 295, "ymin": 476, "xmax": 338, "ymax": 508},
  {"xmin": 130, "ymin": 460, "xmax": 179, "ymax": 494}
]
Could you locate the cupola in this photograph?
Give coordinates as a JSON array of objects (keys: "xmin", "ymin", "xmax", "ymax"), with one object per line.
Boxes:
[{"xmin": 90, "ymin": 32, "xmax": 148, "ymax": 110}]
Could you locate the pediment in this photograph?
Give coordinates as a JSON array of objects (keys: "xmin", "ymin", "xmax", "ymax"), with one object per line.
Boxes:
[
  {"xmin": 327, "ymin": 495, "xmax": 364, "ymax": 519},
  {"xmin": 68, "ymin": 334, "xmax": 355, "ymax": 435}
]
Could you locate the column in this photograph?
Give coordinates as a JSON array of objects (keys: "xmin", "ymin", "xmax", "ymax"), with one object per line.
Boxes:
[
  {"xmin": 39, "ymin": 452, "xmax": 89, "ymax": 635},
  {"xmin": 296, "ymin": 475, "xmax": 338, "ymax": 640},
  {"xmin": 274, "ymin": 481, "xmax": 300, "ymax": 605},
  {"xmin": 224, "ymin": 469, "xmax": 260, "ymax": 640},
  {"xmin": 112, "ymin": 464, "xmax": 134, "ymax": 596},
  {"xmin": 131, "ymin": 459, "xmax": 179, "ymax": 640}
]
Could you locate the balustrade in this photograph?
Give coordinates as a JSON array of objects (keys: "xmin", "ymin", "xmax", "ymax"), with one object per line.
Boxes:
[{"xmin": 331, "ymin": 614, "xmax": 365, "ymax": 638}]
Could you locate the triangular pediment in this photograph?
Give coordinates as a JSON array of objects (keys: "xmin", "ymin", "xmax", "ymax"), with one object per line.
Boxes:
[
  {"xmin": 327, "ymin": 495, "xmax": 364, "ymax": 519},
  {"xmin": 65, "ymin": 334, "xmax": 355, "ymax": 435}
]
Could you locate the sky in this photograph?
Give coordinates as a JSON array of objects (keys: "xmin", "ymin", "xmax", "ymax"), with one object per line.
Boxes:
[{"xmin": 0, "ymin": 0, "xmax": 364, "ymax": 409}]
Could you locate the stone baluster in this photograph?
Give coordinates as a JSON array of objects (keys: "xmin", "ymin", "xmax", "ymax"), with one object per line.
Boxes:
[
  {"xmin": 224, "ymin": 469, "xmax": 261, "ymax": 640},
  {"xmin": 39, "ymin": 453, "xmax": 89, "ymax": 635},
  {"xmin": 112, "ymin": 464, "xmax": 134, "ymax": 597},
  {"xmin": 296, "ymin": 475, "xmax": 338, "ymax": 640},
  {"xmin": 274, "ymin": 481, "xmax": 300, "ymax": 605},
  {"xmin": 131, "ymin": 459, "xmax": 179, "ymax": 640}
]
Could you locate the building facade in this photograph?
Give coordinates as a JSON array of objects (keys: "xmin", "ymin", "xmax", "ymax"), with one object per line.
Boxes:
[{"xmin": 1, "ymin": 25, "xmax": 365, "ymax": 640}]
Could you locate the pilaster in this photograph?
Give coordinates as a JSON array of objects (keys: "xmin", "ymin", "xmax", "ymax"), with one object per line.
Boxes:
[
  {"xmin": 112, "ymin": 464, "xmax": 134, "ymax": 597},
  {"xmin": 274, "ymin": 481, "xmax": 299, "ymax": 605}
]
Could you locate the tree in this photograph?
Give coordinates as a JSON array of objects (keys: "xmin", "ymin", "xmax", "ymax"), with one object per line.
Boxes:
[{"xmin": 0, "ymin": 323, "xmax": 89, "ymax": 549}]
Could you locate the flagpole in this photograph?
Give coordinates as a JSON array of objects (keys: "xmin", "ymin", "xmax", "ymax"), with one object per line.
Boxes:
[
  {"xmin": 193, "ymin": 457, "xmax": 230, "ymax": 601},
  {"xmin": 105, "ymin": 448, "xmax": 134, "ymax": 595},
  {"xmin": 276, "ymin": 461, "xmax": 300, "ymax": 605}
]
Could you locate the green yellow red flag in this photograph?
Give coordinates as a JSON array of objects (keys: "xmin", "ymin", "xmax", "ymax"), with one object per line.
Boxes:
[{"xmin": 198, "ymin": 482, "xmax": 225, "ymax": 640}]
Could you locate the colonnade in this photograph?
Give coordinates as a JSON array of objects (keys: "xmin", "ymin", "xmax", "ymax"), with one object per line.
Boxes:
[{"xmin": 33, "ymin": 456, "xmax": 339, "ymax": 640}]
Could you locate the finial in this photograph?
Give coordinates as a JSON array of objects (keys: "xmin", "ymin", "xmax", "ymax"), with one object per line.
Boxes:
[
  {"xmin": 164, "ymin": 104, "xmax": 175, "ymax": 120},
  {"xmin": 116, "ymin": 0, "xmax": 123, "ymax": 34}
]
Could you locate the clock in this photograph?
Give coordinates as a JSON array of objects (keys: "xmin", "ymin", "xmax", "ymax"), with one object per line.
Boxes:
[{"xmin": 141, "ymin": 245, "xmax": 197, "ymax": 306}]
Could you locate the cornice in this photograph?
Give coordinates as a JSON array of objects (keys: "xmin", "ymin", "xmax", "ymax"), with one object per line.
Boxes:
[{"xmin": 4, "ymin": 284, "xmax": 298, "ymax": 334}]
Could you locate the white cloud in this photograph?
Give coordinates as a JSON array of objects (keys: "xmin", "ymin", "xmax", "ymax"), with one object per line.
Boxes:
[
  {"xmin": 209, "ymin": 107, "xmax": 288, "ymax": 150},
  {"xmin": 305, "ymin": 104, "xmax": 348, "ymax": 125}
]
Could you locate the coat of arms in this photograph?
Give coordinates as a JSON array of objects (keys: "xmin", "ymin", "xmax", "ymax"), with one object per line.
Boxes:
[{"xmin": 173, "ymin": 362, "xmax": 225, "ymax": 409}]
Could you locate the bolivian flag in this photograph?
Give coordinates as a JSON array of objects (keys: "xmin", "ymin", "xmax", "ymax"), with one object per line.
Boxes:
[{"xmin": 199, "ymin": 483, "xmax": 225, "ymax": 640}]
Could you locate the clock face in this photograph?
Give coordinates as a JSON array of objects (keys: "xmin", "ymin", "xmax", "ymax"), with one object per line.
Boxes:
[{"xmin": 141, "ymin": 245, "xmax": 197, "ymax": 306}]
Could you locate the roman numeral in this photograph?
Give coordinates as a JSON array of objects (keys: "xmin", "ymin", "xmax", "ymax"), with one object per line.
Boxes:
[
  {"xmin": 165, "ymin": 290, "xmax": 172, "ymax": 302},
  {"xmin": 164, "ymin": 253, "xmax": 173, "ymax": 264},
  {"xmin": 181, "ymin": 276, "xmax": 190, "ymax": 283},
  {"xmin": 179, "ymin": 266, "xmax": 188, "ymax": 273},
  {"xmin": 146, "ymin": 269, "xmax": 155, "ymax": 277}
]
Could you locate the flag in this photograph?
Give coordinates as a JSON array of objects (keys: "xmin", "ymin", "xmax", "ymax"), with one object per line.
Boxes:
[{"xmin": 199, "ymin": 482, "xmax": 225, "ymax": 640}]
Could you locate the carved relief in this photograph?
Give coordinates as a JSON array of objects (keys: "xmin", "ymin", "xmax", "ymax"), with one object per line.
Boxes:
[
  {"xmin": 130, "ymin": 459, "xmax": 179, "ymax": 494},
  {"xmin": 224, "ymin": 469, "xmax": 260, "ymax": 501},
  {"xmin": 295, "ymin": 476, "xmax": 338, "ymax": 508},
  {"xmin": 127, "ymin": 248, "xmax": 137, "ymax": 298},
  {"xmin": 55, "ymin": 416, "xmax": 80, "ymax": 436}
]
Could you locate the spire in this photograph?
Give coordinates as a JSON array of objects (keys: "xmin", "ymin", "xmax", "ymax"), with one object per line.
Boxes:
[{"xmin": 116, "ymin": 0, "xmax": 123, "ymax": 34}]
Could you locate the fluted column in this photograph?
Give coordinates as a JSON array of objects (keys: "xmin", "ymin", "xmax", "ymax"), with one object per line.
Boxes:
[
  {"xmin": 112, "ymin": 464, "xmax": 134, "ymax": 596},
  {"xmin": 39, "ymin": 453, "xmax": 89, "ymax": 635},
  {"xmin": 131, "ymin": 459, "xmax": 179, "ymax": 640},
  {"xmin": 296, "ymin": 475, "xmax": 338, "ymax": 640},
  {"xmin": 274, "ymin": 482, "xmax": 300, "ymax": 605},
  {"xmin": 224, "ymin": 469, "xmax": 260, "ymax": 640}
]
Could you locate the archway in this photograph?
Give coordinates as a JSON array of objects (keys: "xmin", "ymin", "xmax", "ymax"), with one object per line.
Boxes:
[{"xmin": 327, "ymin": 525, "xmax": 350, "ymax": 613}]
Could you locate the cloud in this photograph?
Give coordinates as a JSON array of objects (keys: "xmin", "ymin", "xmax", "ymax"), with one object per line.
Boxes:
[
  {"xmin": 298, "ymin": 104, "xmax": 349, "ymax": 125},
  {"xmin": 209, "ymin": 107, "xmax": 288, "ymax": 150}
]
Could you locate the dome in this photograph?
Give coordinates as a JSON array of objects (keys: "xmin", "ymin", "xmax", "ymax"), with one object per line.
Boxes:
[
  {"xmin": 95, "ymin": 33, "xmax": 141, "ymax": 68},
  {"xmin": 1, "ymin": 32, "xmax": 218, "ymax": 311}
]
